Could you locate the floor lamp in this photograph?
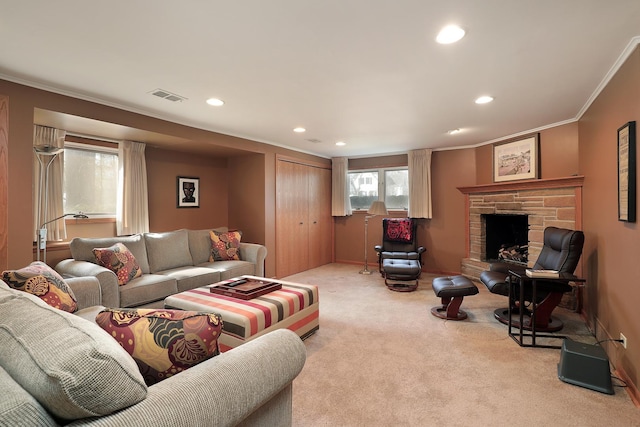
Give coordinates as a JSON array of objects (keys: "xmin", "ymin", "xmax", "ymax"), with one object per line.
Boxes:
[
  {"xmin": 37, "ymin": 212, "xmax": 89, "ymax": 263},
  {"xmin": 34, "ymin": 144, "xmax": 64, "ymax": 263},
  {"xmin": 359, "ymin": 200, "xmax": 388, "ymax": 275}
]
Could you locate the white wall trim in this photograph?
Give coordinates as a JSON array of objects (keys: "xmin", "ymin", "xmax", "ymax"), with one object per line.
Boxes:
[{"xmin": 576, "ymin": 36, "xmax": 640, "ymax": 120}]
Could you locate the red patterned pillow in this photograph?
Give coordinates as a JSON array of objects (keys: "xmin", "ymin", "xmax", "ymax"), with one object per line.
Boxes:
[
  {"xmin": 384, "ymin": 218, "xmax": 413, "ymax": 243},
  {"xmin": 209, "ymin": 230, "xmax": 242, "ymax": 261},
  {"xmin": 95, "ymin": 309, "xmax": 222, "ymax": 385},
  {"xmin": 93, "ymin": 243, "xmax": 142, "ymax": 285},
  {"xmin": 2, "ymin": 261, "xmax": 78, "ymax": 313}
]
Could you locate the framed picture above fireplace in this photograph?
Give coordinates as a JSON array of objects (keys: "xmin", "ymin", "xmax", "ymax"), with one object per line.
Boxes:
[{"xmin": 493, "ymin": 133, "xmax": 539, "ymax": 182}]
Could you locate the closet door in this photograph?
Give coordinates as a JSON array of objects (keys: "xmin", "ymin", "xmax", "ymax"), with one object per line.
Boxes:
[
  {"xmin": 276, "ymin": 160, "xmax": 309, "ymax": 277},
  {"xmin": 308, "ymin": 166, "xmax": 332, "ymax": 269}
]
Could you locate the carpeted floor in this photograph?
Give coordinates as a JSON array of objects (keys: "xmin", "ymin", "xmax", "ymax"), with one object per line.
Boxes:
[{"xmin": 283, "ymin": 263, "xmax": 639, "ymax": 427}]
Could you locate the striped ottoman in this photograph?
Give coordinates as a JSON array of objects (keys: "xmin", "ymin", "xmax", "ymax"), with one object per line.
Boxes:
[{"xmin": 164, "ymin": 275, "xmax": 319, "ymax": 352}]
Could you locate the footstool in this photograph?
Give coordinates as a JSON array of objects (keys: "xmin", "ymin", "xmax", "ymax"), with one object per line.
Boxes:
[
  {"xmin": 164, "ymin": 276, "xmax": 319, "ymax": 352},
  {"xmin": 431, "ymin": 275, "xmax": 478, "ymax": 320},
  {"xmin": 381, "ymin": 258, "xmax": 421, "ymax": 292}
]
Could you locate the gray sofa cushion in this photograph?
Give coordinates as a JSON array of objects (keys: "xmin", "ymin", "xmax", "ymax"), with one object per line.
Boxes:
[
  {"xmin": 69, "ymin": 234, "xmax": 151, "ymax": 274},
  {"xmin": 145, "ymin": 229, "xmax": 193, "ymax": 273},
  {"xmin": 0, "ymin": 366, "xmax": 57, "ymax": 427},
  {"xmin": 157, "ymin": 266, "xmax": 221, "ymax": 292},
  {"xmin": 118, "ymin": 274, "xmax": 178, "ymax": 308},
  {"xmin": 0, "ymin": 284, "xmax": 147, "ymax": 420},
  {"xmin": 197, "ymin": 260, "xmax": 255, "ymax": 280}
]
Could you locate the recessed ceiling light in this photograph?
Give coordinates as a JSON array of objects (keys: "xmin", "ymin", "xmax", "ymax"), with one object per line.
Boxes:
[
  {"xmin": 293, "ymin": 127, "xmax": 306, "ymax": 133},
  {"xmin": 336, "ymin": 141, "xmax": 346, "ymax": 146},
  {"xmin": 447, "ymin": 128, "xmax": 462, "ymax": 135},
  {"xmin": 475, "ymin": 96, "xmax": 494, "ymax": 104},
  {"xmin": 436, "ymin": 25, "xmax": 466, "ymax": 44},
  {"xmin": 206, "ymin": 98, "xmax": 224, "ymax": 106}
]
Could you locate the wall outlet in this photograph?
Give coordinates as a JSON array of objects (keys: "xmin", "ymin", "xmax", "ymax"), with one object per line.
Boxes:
[{"xmin": 620, "ymin": 333, "xmax": 627, "ymax": 349}]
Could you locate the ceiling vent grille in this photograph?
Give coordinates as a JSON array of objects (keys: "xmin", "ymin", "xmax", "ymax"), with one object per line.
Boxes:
[
  {"xmin": 149, "ymin": 89, "xmax": 187, "ymax": 102},
  {"xmin": 306, "ymin": 138, "xmax": 322, "ymax": 144}
]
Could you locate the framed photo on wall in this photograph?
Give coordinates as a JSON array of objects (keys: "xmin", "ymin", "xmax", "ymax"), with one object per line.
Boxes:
[
  {"xmin": 618, "ymin": 121, "xmax": 636, "ymax": 222},
  {"xmin": 493, "ymin": 134, "xmax": 540, "ymax": 182},
  {"xmin": 177, "ymin": 176, "xmax": 200, "ymax": 208}
]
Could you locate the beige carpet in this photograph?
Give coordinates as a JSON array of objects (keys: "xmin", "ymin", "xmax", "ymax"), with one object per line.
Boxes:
[{"xmin": 283, "ymin": 263, "xmax": 639, "ymax": 427}]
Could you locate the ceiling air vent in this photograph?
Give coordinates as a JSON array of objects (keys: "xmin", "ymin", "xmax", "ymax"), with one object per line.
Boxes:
[
  {"xmin": 306, "ymin": 138, "xmax": 322, "ymax": 144},
  {"xmin": 149, "ymin": 89, "xmax": 187, "ymax": 102}
]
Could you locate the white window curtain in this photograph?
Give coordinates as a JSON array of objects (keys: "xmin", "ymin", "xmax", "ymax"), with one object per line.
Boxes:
[
  {"xmin": 33, "ymin": 125, "xmax": 66, "ymax": 241},
  {"xmin": 331, "ymin": 157, "xmax": 352, "ymax": 216},
  {"xmin": 117, "ymin": 140, "xmax": 149, "ymax": 236},
  {"xmin": 408, "ymin": 148, "xmax": 433, "ymax": 219}
]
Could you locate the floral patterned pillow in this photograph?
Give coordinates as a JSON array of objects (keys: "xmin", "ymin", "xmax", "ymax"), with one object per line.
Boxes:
[
  {"xmin": 93, "ymin": 243, "xmax": 142, "ymax": 285},
  {"xmin": 209, "ymin": 230, "xmax": 242, "ymax": 261},
  {"xmin": 2, "ymin": 261, "xmax": 78, "ymax": 313},
  {"xmin": 95, "ymin": 309, "xmax": 223, "ymax": 385},
  {"xmin": 384, "ymin": 218, "xmax": 414, "ymax": 243}
]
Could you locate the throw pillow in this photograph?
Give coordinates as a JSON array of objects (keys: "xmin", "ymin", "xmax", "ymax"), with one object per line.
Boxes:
[
  {"xmin": 384, "ymin": 218, "xmax": 414, "ymax": 243},
  {"xmin": 93, "ymin": 242, "xmax": 142, "ymax": 285},
  {"xmin": 209, "ymin": 230, "xmax": 242, "ymax": 261},
  {"xmin": 95, "ymin": 308, "xmax": 223, "ymax": 386},
  {"xmin": 2, "ymin": 261, "xmax": 78, "ymax": 313},
  {"xmin": 0, "ymin": 285, "xmax": 147, "ymax": 421}
]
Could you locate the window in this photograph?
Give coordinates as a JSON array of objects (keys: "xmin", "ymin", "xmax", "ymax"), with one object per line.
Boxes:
[
  {"xmin": 63, "ymin": 142, "xmax": 118, "ymax": 216},
  {"xmin": 348, "ymin": 168, "xmax": 408, "ymax": 210},
  {"xmin": 384, "ymin": 169, "xmax": 409, "ymax": 210}
]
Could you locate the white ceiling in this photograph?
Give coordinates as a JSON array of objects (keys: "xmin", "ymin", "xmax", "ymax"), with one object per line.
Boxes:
[{"xmin": 2, "ymin": 1, "xmax": 640, "ymax": 158}]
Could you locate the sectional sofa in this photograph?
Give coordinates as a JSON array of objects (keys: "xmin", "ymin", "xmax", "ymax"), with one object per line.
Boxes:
[
  {"xmin": 55, "ymin": 228, "xmax": 267, "ymax": 308},
  {"xmin": 0, "ymin": 275, "xmax": 306, "ymax": 426}
]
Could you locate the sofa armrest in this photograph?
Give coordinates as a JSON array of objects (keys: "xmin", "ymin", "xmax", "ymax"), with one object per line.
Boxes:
[
  {"xmin": 239, "ymin": 243, "xmax": 267, "ymax": 277},
  {"xmin": 65, "ymin": 276, "xmax": 102, "ymax": 311},
  {"xmin": 56, "ymin": 260, "xmax": 120, "ymax": 308},
  {"xmin": 67, "ymin": 329, "xmax": 306, "ymax": 427}
]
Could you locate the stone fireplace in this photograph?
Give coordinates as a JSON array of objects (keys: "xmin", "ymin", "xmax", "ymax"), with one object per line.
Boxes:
[{"xmin": 458, "ymin": 176, "xmax": 584, "ymax": 279}]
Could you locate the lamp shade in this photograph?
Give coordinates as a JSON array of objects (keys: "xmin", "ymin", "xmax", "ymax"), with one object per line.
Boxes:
[{"xmin": 368, "ymin": 201, "xmax": 388, "ymax": 216}]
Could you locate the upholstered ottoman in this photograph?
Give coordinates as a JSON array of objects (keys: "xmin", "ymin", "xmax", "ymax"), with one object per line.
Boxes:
[
  {"xmin": 431, "ymin": 275, "xmax": 478, "ymax": 320},
  {"xmin": 165, "ymin": 276, "xmax": 319, "ymax": 352},
  {"xmin": 381, "ymin": 258, "xmax": 421, "ymax": 291}
]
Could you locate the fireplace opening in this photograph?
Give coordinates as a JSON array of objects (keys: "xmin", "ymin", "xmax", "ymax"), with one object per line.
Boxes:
[{"xmin": 483, "ymin": 214, "xmax": 529, "ymax": 264}]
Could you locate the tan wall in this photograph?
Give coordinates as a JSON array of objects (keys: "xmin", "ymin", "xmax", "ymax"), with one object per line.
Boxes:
[
  {"xmin": 334, "ymin": 150, "xmax": 476, "ymax": 275},
  {"xmin": 428, "ymin": 149, "xmax": 477, "ymax": 274},
  {"xmin": 146, "ymin": 147, "xmax": 229, "ymax": 231},
  {"xmin": 227, "ymin": 153, "xmax": 272, "ymax": 275},
  {"xmin": 579, "ymin": 46, "xmax": 640, "ymax": 393},
  {"xmin": 0, "ymin": 95, "xmax": 8, "ymax": 271},
  {"xmin": 475, "ymin": 122, "xmax": 580, "ymax": 185},
  {"xmin": 0, "ymin": 79, "xmax": 326, "ymax": 276}
]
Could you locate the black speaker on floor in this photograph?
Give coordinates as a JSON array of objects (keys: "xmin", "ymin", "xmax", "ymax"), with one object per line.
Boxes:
[{"xmin": 558, "ymin": 339, "xmax": 614, "ymax": 395}]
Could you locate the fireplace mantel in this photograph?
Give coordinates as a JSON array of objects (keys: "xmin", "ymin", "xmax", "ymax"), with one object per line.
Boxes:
[{"xmin": 458, "ymin": 176, "xmax": 584, "ymax": 195}]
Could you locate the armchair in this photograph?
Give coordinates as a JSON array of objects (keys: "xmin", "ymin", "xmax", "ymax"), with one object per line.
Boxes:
[
  {"xmin": 374, "ymin": 218, "xmax": 425, "ymax": 291},
  {"xmin": 479, "ymin": 226, "xmax": 584, "ymax": 331}
]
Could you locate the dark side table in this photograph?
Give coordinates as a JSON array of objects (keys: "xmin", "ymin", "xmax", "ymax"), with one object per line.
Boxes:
[{"xmin": 507, "ymin": 270, "xmax": 585, "ymax": 349}]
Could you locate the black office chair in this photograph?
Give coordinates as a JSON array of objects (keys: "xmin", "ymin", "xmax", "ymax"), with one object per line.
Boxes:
[
  {"xmin": 374, "ymin": 218, "xmax": 425, "ymax": 291},
  {"xmin": 479, "ymin": 226, "xmax": 584, "ymax": 331}
]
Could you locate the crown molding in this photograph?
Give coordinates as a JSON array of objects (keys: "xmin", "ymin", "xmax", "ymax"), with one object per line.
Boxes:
[{"xmin": 576, "ymin": 36, "xmax": 640, "ymax": 119}]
